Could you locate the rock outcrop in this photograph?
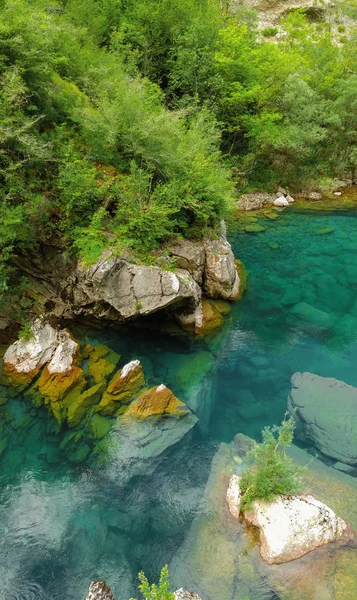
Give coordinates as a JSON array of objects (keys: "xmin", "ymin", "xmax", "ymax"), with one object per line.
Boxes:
[
  {"xmin": 85, "ymin": 580, "xmax": 115, "ymax": 600},
  {"xmin": 3, "ymin": 231, "xmax": 242, "ymax": 335},
  {"xmin": 2, "ymin": 319, "xmax": 78, "ymax": 391},
  {"xmin": 226, "ymin": 475, "xmax": 347, "ymax": 564},
  {"xmin": 237, "ymin": 192, "xmax": 275, "ymax": 211},
  {"xmin": 288, "ymin": 372, "xmax": 357, "ymax": 470},
  {"xmin": 204, "ymin": 238, "xmax": 240, "ymax": 300},
  {"xmin": 96, "ymin": 360, "xmax": 145, "ymax": 416}
]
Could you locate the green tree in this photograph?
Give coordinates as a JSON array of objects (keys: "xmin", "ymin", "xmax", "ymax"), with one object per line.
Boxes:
[
  {"xmin": 239, "ymin": 415, "xmax": 305, "ymax": 511},
  {"xmin": 130, "ymin": 565, "xmax": 174, "ymax": 600}
]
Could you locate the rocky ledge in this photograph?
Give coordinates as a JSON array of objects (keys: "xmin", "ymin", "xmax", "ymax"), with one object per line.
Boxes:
[
  {"xmin": 226, "ymin": 475, "xmax": 348, "ymax": 564},
  {"xmin": 84, "ymin": 581, "xmax": 201, "ymax": 600},
  {"xmin": 7, "ymin": 232, "xmax": 241, "ymax": 336}
]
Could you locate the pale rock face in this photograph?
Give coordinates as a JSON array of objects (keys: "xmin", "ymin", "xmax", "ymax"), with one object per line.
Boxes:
[
  {"xmin": 237, "ymin": 192, "xmax": 275, "ymax": 211},
  {"xmin": 120, "ymin": 359, "xmax": 141, "ymax": 379},
  {"xmin": 204, "ymin": 237, "xmax": 240, "ymax": 300},
  {"xmin": 286, "ymin": 194, "xmax": 295, "ymax": 203},
  {"xmin": 4, "ymin": 319, "xmax": 58, "ymax": 373},
  {"xmin": 226, "ymin": 474, "xmax": 241, "ymax": 519},
  {"xmin": 273, "ymin": 197, "xmax": 289, "ymax": 207},
  {"xmin": 244, "ymin": 494, "xmax": 347, "ymax": 564},
  {"xmin": 4, "ymin": 319, "xmax": 77, "ymax": 376},
  {"xmin": 74, "ymin": 255, "xmax": 202, "ymax": 324},
  {"xmin": 289, "ymin": 372, "xmax": 357, "ymax": 468},
  {"xmin": 85, "ymin": 580, "xmax": 115, "ymax": 600},
  {"xmin": 174, "ymin": 589, "xmax": 202, "ymax": 600},
  {"xmin": 168, "ymin": 240, "xmax": 206, "ymax": 285},
  {"xmin": 47, "ymin": 333, "xmax": 78, "ymax": 374}
]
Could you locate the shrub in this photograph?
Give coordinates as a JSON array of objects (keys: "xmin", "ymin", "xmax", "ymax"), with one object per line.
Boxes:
[
  {"xmin": 239, "ymin": 415, "xmax": 305, "ymax": 511},
  {"xmin": 130, "ymin": 565, "xmax": 174, "ymax": 600},
  {"xmin": 261, "ymin": 27, "xmax": 278, "ymax": 37}
]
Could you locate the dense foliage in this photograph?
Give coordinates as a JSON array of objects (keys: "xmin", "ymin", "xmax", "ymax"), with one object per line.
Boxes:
[
  {"xmin": 2, "ymin": 0, "xmax": 357, "ymax": 316},
  {"xmin": 240, "ymin": 416, "xmax": 304, "ymax": 510}
]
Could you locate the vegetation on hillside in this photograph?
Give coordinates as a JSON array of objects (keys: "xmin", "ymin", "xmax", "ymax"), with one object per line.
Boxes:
[{"xmin": 2, "ymin": 0, "xmax": 357, "ymax": 317}]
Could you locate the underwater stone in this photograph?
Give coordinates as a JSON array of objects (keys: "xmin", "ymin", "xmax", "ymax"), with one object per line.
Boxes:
[
  {"xmin": 83, "ymin": 344, "xmax": 120, "ymax": 385},
  {"xmin": 194, "ymin": 299, "xmax": 224, "ymax": 336},
  {"xmin": 244, "ymin": 224, "xmax": 266, "ymax": 233},
  {"xmin": 67, "ymin": 381, "xmax": 106, "ymax": 428},
  {"xmin": 290, "ymin": 302, "xmax": 334, "ymax": 329},
  {"xmin": 316, "ymin": 227, "xmax": 335, "ymax": 235},
  {"xmin": 289, "ymin": 372, "xmax": 357, "ymax": 468}
]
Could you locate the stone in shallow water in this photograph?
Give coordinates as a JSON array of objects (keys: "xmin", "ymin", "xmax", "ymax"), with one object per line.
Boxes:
[
  {"xmin": 289, "ymin": 372, "xmax": 357, "ymax": 468},
  {"xmin": 96, "ymin": 360, "xmax": 145, "ymax": 416},
  {"xmin": 85, "ymin": 580, "xmax": 115, "ymax": 600},
  {"xmin": 316, "ymin": 227, "xmax": 335, "ymax": 235},
  {"xmin": 290, "ymin": 302, "xmax": 333, "ymax": 329},
  {"xmin": 244, "ymin": 224, "xmax": 266, "ymax": 233}
]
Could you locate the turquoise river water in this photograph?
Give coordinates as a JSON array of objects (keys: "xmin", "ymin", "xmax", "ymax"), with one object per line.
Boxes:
[{"xmin": 1, "ymin": 207, "xmax": 357, "ymax": 599}]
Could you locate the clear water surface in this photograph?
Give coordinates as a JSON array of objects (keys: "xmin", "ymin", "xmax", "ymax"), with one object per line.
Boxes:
[{"xmin": 1, "ymin": 207, "xmax": 357, "ymax": 599}]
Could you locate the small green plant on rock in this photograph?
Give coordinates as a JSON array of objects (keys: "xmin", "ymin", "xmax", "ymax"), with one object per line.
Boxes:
[
  {"xmin": 240, "ymin": 415, "xmax": 305, "ymax": 511},
  {"xmin": 130, "ymin": 565, "xmax": 174, "ymax": 600}
]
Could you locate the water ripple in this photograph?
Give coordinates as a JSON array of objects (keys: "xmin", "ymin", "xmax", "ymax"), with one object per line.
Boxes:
[{"xmin": 0, "ymin": 582, "xmax": 51, "ymax": 600}]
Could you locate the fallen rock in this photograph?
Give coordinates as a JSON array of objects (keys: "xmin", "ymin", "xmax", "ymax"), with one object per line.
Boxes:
[
  {"xmin": 194, "ymin": 299, "xmax": 224, "ymax": 336},
  {"xmin": 289, "ymin": 372, "xmax": 357, "ymax": 467},
  {"xmin": 244, "ymin": 493, "xmax": 347, "ymax": 564},
  {"xmin": 290, "ymin": 302, "xmax": 333, "ymax": 329},
  {"xmin": 286, "ymin": 194, "xmax": 295, "ymax": 203},
  {"xmin": 237, "ymin": 192, "xmax": 275, "ymax": 211},
  {"xmin": 85, "ymin": 580, "xmax": 115, "ymax": 600},
  {"xmin": 204, "ymin": 237, "xmax": 240, "ymax": 300},
  {"xmin": 273, "ymin": 197, "xmax": 289, "ymax": 207},
  {"xmin": 2, "ymin": 319, "xmax": 77, "ymax": 390},
  {"xmin": 125, "ymin": 384, "xmax": 189, "ymax": 419},
  {"xmin": 96, "ymin": 360, "xmax": 145, "ymax": 416},
  {"xmin": 174, "ymin": 589, "xmax": 201, "ymax": 600}
]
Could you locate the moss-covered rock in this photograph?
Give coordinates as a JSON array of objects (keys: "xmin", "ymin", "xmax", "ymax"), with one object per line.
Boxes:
[
  {"xmin": 67, "ymin": 381, "xmax": 106, "ymax": 428},
  {"xmin": 83, "ymin": 343, "xmax": 120, "ymax": 385},
  {"xmin": 195, "ymin": 299, "xmax": 224, "ymax": 336},
  {"xmin": 126, "ymin": 384, "xmax": 189, "ymax": 420},
  {"xmin": 29, "ymin": 365, "xmax": 86, "ymax": 425},
  {"xmin": 96, "ymin": 360, "xmax": 145, "ymax": 416}
]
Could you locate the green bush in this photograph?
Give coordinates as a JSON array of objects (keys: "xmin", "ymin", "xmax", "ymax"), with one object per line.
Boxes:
[
  {"xmin": 261, "ymin": 27, "xmax": 278, "ymax": 37},
  {"xmin": 239, "ymin": 415, "xmax": 305, "ymax": 511},
  {"xmin": 130, "ymin": 565, "xmax": 174, "ymax": 600}
]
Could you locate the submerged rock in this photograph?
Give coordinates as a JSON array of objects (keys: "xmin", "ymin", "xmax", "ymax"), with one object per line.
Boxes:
[
  {"xmin": 85, "ymin": 580, "xmax": 115, "ymax": 600},
  {"xmin": 289, "ymin": 372, "xmax": 357, "ymax": 468}
]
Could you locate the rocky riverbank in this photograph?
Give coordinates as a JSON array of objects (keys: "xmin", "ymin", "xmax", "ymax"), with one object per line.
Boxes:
[{"xmin": 1, "ymin": 231, "xmax": 242, "ymax": 337}]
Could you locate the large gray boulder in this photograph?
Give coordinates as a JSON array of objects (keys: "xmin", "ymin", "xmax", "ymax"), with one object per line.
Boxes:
[
  {"xmin": 73, "ymin": 252, "xmax": 202, "ymax": 325},
  {"xmin": 289, "ymin": 372, "xmax": 357, "ymax": 468},
  {"xmin": 204, "ymin": 237, "xmax": 240, "ymax": 300}
]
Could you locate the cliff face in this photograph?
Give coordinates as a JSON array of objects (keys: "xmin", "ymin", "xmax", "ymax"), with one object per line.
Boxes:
[{"xmin": 3, "ymin": 233, "xmax": 240, "ymax": 334}]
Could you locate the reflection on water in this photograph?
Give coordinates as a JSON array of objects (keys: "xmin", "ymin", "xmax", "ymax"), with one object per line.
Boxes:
[{"xmin": 1, "ymin": 208, "xmax": 357, "ymax": 598}]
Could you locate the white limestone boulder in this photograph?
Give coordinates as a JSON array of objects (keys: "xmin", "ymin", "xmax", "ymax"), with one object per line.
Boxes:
[
  {"xmin": 204, "ymin": 236, "xmax": 240, "ymax": 300},
  {"xmin": 273, "ymin": 196, "xmax": 289, "ymax": 207},
  {"xmin": 175, "ymin": 589, "xmax": 202, "ymax": 600},
  {"xmin": 226, "ymin": 475, "xmax": 347, "ymax": 564}
]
